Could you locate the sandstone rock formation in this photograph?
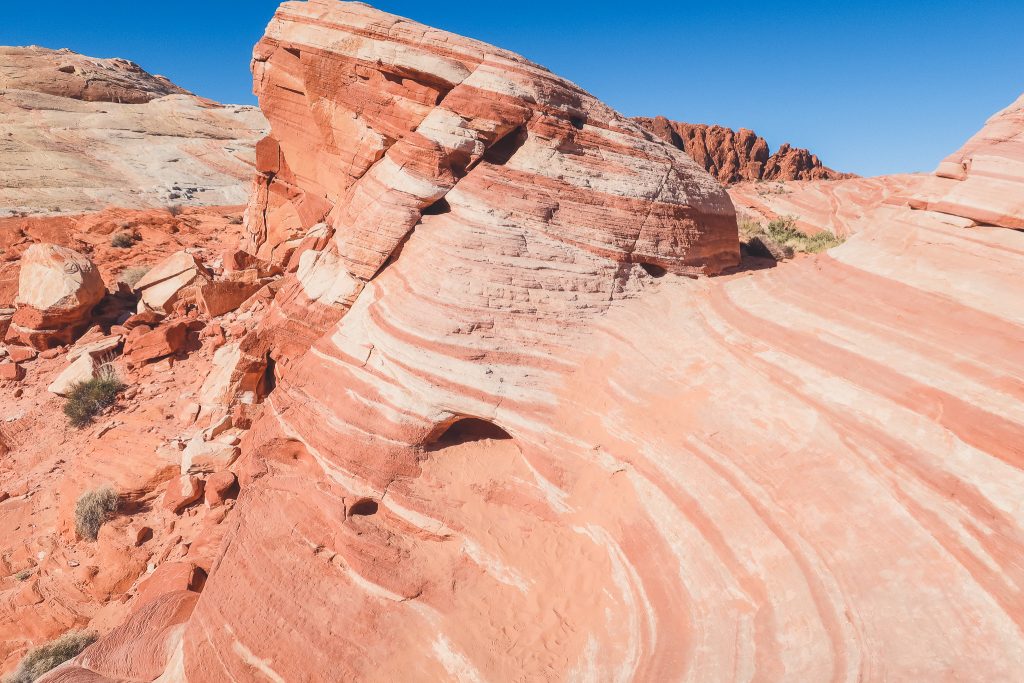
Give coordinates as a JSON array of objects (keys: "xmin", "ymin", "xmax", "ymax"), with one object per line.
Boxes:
[
  {"xmin": 636, "ymin": 116, "xmax": 854, "ymax": 184},
  {"xmin": 0, "ymin": 47, "xmax": 267, "ymax": 216},
  {"xmin": 926, "ymin": 93, "xmax": 1024, "ymax": 228},
  {"xmin": 2, "ymin": 3, "xmax": 1024, "ymax": 682},
  {"xmin": 0, "ymin": 46, "xmax": 190, "ymax": 103},
  {"xmin": 242, "ymin": 3, "xmax": 738, "ymax": 273},
  {"xmin": 727, "ymin": 94, "xmax": 1024, "ymax": 239},
  {"xmin": 8, "ymin": 244, "xmax": 105, "ymax": 349}
]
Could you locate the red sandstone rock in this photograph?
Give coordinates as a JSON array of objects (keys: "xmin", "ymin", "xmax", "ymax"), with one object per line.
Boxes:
[
  {"xmin": 134, "ymin": 562, "xmax": 204, "ymax": 610},
  {"xmin": 47, "ymin": 353, "xmax": 98, "ymax": 396},
  {"xmin": 35, "ymin": 592, "xmax": 199, "ymax": 683},
  {"xmin": 0, "ymin": 46, "xmax": 190, "ymax": 104},
  {"xmin": 241, "ymin": 4, "xmax": 738, "ymax": 275},
  {"xmin": 6, "ymin": 346, "xmax": 36, "ymax": 363},
  {"xmin": 0, "ymin": 49, "xmax": 267, "ymax": 216},
  {"xmin": 0, "ymin": 362, "xmax": 24, "ymax": 382},
  {"xmin": 203, "ymin": 471, "xmax": 237, "ymax": 508},
  {"xmin": 121, "ymin": 311, "xmax": 164, "ymax": 331},
  {"xmin": 161, "ymin": 475, "xmax": 204, "ymax": 514},
  {"xmin": 195, "ymin": 281, "xmax": 262, "ymax": 318},
  {"xmin": 728, "ymin": 174, "xmax": 925, "ymax": 237},
  {"xmin": 163, "ymin": 6, "xmax": 1024, "ymax": 682},
  {"xmin": 134, "ymin": 252, "xmax": 211, "ymax": 314},
  {"xmin": 124, "ymin": 322, "xmax": 188, "ymax": 364},
  {"xmin": 2, "ymin": 6, "xmax": 1024, "ymax": 683},
  {"xmin": 928, "ymin": 93, "xmax": 1024, "ymax": 228},
  {"xmin": 636, "ymin": 116, "xmax": 854, "ymax": 184}
]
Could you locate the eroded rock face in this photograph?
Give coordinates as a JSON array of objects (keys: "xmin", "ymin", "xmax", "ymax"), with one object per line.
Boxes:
[
  {"xmin": 636, "ymin": 116, "xmax": 854, "ymax": 184},
  {"xmin": 242, "ymin": 1, "xmax": 739, "ymax": 274},
  {"xmin": 9, "ymin": 244, "xmax": 105, "ymax": 349}
]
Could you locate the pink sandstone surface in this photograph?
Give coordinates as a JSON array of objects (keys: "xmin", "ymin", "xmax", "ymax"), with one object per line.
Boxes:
[
  {"xmin": 727, "ymin": 175, "xmax": 926, "ymax": 237},
  {"xmin": 0, "ymin": 2, "xmax": 1022, "ymax": 682}
]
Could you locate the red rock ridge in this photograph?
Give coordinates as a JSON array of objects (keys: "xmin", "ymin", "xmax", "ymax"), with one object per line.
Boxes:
[{"xmin": 636, "ymin": 116, "xmax": 855, "ymax": 184}]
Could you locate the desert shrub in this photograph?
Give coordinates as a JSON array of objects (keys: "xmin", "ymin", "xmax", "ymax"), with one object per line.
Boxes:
[
  {"xmin": 741, "ymin": 216, "xmax": 844, "ymax": 259},
  {"xmin": 110, "ymin": 232, "xmax": 135, "ymax": 248},
  {"xmin": 765, "ymin": 217, "xmax": 843, "ymax": 253},
  {"xmin": 74, "ymin": 486, "xmax": 118, "ymax": 541},
  {"xmin": 119, "ymin": 266, "xmax": 150, "ymax": 289},
  {"xmin": 14, "ymin": 568, "xmax": 32, "ymax": 581},
  {"xmin": 62, "ymin": 364, "xmax": 125, "ymax": 429},
  {"xmin": 4, "ymin": 630, "xmax": 97, "ymax": 683},
  {"xmin": 167, "ymin": 204, "xmax": 183, "ymax": 217},
  {"xmin": 738, "ymin": 218, "xmax": 763, "ymax": 241}
]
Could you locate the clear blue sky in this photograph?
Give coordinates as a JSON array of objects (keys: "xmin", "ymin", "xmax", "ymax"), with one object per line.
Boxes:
[{"xmin": 5, "ymin": 1, "xmax": 1023, "ymax": 176}]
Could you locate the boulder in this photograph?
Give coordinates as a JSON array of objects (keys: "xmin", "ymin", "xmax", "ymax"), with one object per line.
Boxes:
[
  {"xmin": 204, "ymin": 471, "xmax": 237, "ymax": 508},
  {"xmin": 0, "ymin": 307, "xmax": 13, "ymax": 340},
  {"xmin": 161, "ymin": 474, "xmax": 203, "ymax": 514},
  {"xmin": 10, "ymin": 243, "xmax": 105, "ymax": 349},
  {"xmin": 0, "ymin": 361, "xmax": 24, "ymax": 382},
  {"xmin": 6, "ymin": 345, "xmax": 37, "ymax": 363},
  {"xmin": 134, "ymin": 252, "xmax": 211, "ymax": 313},
  {"xmin": 180, "ymin": 434, "xmax": 240, "ymax": 475},
  {"xmin": 124, "ymin": 321, "xmax": 188, "ymax": 364},
  {"xmin": 67, "ymin": 334, "xmax": 122, "ymax": 363},
  {"xmin": 47, "ymin": 353, "xmax": 98, "ymax": 395},
  {"xmin": 121, "ymin": 310, "xmax": 165, "ymax": 330},
  {"xmin": 196, "ymin": 280, "xmax": 262, "ymax": 317}
]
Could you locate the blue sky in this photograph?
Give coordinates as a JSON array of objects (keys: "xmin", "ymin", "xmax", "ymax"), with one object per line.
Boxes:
[{"xmin": 4, "ymin": 1, "xmax": 1023, "ymax": 176}]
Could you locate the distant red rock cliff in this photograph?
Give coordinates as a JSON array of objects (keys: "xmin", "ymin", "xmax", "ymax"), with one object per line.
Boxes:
[{"xmin": 636, "ymin": 116, "xmax": 854, "ymax": 184}]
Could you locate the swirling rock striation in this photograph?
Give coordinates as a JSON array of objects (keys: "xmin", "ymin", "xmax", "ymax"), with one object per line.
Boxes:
[{"xmin": 8, "ymin": 3, "xmax": 1024, "ymax": 683}]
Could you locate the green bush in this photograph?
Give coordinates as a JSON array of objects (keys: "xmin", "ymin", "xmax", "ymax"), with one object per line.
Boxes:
[
  {"xmin": 110, "ymin": 232, "xmax": 135, "ymax": 248},
  {"xmin": 764, "ymin": 217, "xmax": 844, "ymax": 254},
  {"xmin": 74, "ymin": 486, "xmax": 118, "ymax": 541},
  {"xmin": 5, "ymin": 630, "xmax": 97, "ymax": 683},
  {"xmin": 13, "ymin": 569, "xmax": 32, "ymax": 582},
  {"xmin": 63, "ymin": 366, "xmax": 124, "ymax": 429},
  {"xmin": 740, "ymin": 215, "xmax": 844, "ymax": 259}
]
